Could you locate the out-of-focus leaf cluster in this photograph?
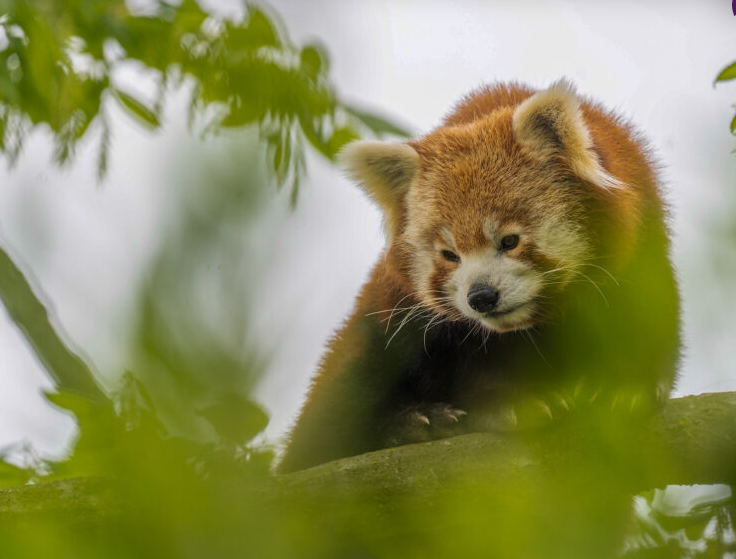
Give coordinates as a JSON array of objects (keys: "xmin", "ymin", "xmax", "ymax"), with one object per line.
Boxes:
[
  {"xmin": 0, "ymin": 138, "xmax": 276, "ymax": 494},
  {"xmin": 0, "ymin": 139, "xmax": 284, "ymax": 559},
  {"xmin": 715, "ymin": 60, "xmax": 736, "ymax": 136},
  {"xmin": 623, "ymin": 487, "xmax": 735, "ymax": 558},
  {"xmin": 0, "ymin": 0, "xmax": 409, "ymax": 196}
]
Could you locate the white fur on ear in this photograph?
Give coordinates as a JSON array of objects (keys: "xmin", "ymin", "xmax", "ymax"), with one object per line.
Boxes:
[
  {"xmin": 339, "ymin": 141, "xmax": 419, "ymax": 235},
  {"xmin": 512, "ymin": 79, "xmax": 624, "ymax": 190}
]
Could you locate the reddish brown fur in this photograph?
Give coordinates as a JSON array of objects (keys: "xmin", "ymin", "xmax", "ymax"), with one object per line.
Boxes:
[
  {"xmin": 407, "ymin": 83, "xmax": 655, "ymax": 268},
  {"xmin": 278, "ymin": 82, "xmax": 679, "ymax": 473}
]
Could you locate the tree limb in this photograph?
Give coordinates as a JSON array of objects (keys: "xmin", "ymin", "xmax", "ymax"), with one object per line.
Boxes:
[{"xmin": 1, "ymin": 392, "xmax": 734, "ymax": 517}]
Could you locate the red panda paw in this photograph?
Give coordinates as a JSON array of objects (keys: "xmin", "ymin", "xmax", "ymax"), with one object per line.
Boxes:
[
  {"xmin": 473, "ymin": 392, "xmax": 573, "ymax": 432},
  {"xmin": 572, "ymin": 378, "xmax": 666, "ymax": 414},
  {"xmin": 384, "ymin": 403, "xmax": 467, "ymax": 447}
]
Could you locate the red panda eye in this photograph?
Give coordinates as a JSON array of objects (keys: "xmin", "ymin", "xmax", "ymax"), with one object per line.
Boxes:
[
  {"xmin": 500, "ymin": 234, "xmax": 520, "ymax": 251},
  {"xmin": 441, "ymin": 250, "xmax": 460, "ymax": 263}
]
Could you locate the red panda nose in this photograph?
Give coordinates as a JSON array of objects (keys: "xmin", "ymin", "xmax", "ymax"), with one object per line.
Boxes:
[{"xmin": 467, "ymin": 284, "xmax": 500, "ymax": 314}]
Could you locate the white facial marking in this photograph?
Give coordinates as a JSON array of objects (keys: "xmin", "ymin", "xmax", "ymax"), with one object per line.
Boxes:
[
  {"xmin": 449, "ymin": 246, "xmax": 541, "ymax": 332},
  {"xmin": 403, "ymin": 199, "xmax": 589, "ymax": 333},
  {"xmin": 483, "ymin": 218, "xmax": 524, "ymax": 246},
  {"xmin": 439, "ymin": 228, "xmax": 457, "ymax": 250},
  {"xmin": 482, "ymin": 217, "xmax": 498, "ymax": 242}
]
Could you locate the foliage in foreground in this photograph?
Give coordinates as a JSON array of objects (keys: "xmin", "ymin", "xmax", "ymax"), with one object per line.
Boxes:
[
  {"xmin": 0, "ymin": 133, "xmax": 734, "ymax": 559},
  {"xmin": 715, "ymin": 59, "xmax": 736, "ymax": 137},
  {"xmin": 0, "ymin": 0, "xmax": 408, "ymax": 198}
]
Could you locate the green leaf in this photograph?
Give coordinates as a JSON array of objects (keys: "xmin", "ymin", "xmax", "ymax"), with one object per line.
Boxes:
[
  {"xmin": 326, "ymin": 125, "xmax": 360, "ymax": 158},
  {"xmin": 289, "ymin": 173, "xmax": 300, "ymax": 208},
  {"xmin": 282, "ymin": 130, "xmax": 292, "ymax": 176},
  {"xmin": 0, "ymin": 245, "xmax": 107, "ymax": 402},
  {"xmin": 300, "ymin": 43, "xmax": 328, "ymax": 76},
  {"xmin": 197, "ymin": 394, "xmax": 269, "ymax": 444},
  {"xmin": 45, "ymin": 389, "xmax": 106, "ymax": 417},
  {"xmin": 0, "ymin": 460, "xmax": 31, "ymax": 488},
  {"xmin": 220, "ymin": 100, "xmax": 260, "ymax": 127},
  {"xmin": 271, "ymin": 128, "xmax": 291, "ymax": 185},
  {"xmin": 241, "ymin": 6, "xmax": 281, "ymax": 48},
  {"xmin": 0, "ymin": 0, "xmax": 412, "ymax": 187},
  {"xmin": 113, "ymin": 88, "xmax": 160, "ymax": 129},
  {"xmin": 114, "ymin": 371, "xmax": 166, "ymax": 434},
  {"xmin": 273, "ymin": 137, "xmax": 283, "ymax": 173},
  {"xmin": 715, "ymin": 61, "xmax": 736, "ymax": 83},
  {"xmin": 345, "ymin": 104, "xmax": 412, "ymax": 138},
  {"xmin": 731, "ymin": 112, "xmax": 736, "ymax": 134}
]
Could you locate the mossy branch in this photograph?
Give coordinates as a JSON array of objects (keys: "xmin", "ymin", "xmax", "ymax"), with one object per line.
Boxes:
[{"xmin": 1, "ymin": 392, "xmax": 734, "ymax": 520}]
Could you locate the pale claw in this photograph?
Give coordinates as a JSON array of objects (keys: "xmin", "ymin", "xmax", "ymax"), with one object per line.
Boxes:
[
  {"xmin": 414, "ymin": 412, "xmax": 430, "ymax": 426},
  {"xmin": 388, "ymin": 403, "xmax": 467, "ymax": 446},
  {"xmin": 552, "ymin": 392, "xmax": 570, "ymax": 411},
  {"xmin": 504, "ymin": 405, "xmax": 518, "ymax": 428},
  {"xmin": 610, "ymin": 392, "xmax": 622, "ymax": 411},
  {"xmin": 440, "ymin": 405, "xmax": 467, "ymax": 423},
  {"xmin": 656, "ymin": 381, "xmax": 671, "ymax": 404},
  {"xmin": 534, "ymin": 399, "xmax": 553, "ymax": 420},
  {"xmin": 629, "ymin": 392, "xmax": 642, "ymax": 413}
]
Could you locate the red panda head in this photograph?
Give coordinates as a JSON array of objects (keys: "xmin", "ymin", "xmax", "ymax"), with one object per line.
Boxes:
[{"xmin": 341, "ymin": 81, "xmax": 632, "ymax": 333}]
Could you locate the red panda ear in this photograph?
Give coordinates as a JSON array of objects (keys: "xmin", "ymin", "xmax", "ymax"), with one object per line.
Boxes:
[
  {"xmin": 339, "ymin": 140, "xmax": 419, "ymax": 235},
  {"xmin": 512, "ymin": 79, "xmax": 624, "ymax": 190}
]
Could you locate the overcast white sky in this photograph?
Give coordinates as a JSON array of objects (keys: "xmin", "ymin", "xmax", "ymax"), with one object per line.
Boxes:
[{"xmin": 0, "ymin": 0, "xmax": 735, "ymax": 459}]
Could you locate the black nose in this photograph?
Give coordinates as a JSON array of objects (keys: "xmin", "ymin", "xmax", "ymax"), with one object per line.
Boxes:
[{"xmin": 467, "ymin": 284, "xmax": 500, "ymax": 314}]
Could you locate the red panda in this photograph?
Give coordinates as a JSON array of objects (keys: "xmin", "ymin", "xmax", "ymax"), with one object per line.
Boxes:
[{"xmin": 278, "ymin": 80, "xmax": 680, "ymax": 474}]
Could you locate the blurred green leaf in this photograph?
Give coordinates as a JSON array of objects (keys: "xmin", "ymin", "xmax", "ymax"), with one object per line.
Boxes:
[
  {"xmin": 345, "ymin": 104, "xmax": 412, "ymax": 138},
  {"xmin": 114, "ymin": 371, "xmax": 167, "ymax": 434},
  {"xmin": 44, "ymin": 388, "xmax": 122, "ymax": 479},
  {"xmin": 0, "ymin": 245, "xmax": 106, "ymax": 402},
  {"xmin": 113, "ymin": 89, "xmax": 160, "ymax": 129},
  {"xmin": 715, "ymin": 61, "xmax": 736, "ymax": 83},
  {"xmin": 0, "ymin": 459, "xmax": 31, "ymax": 488},
  {"xmin": 730, "ymin": 112, "xmax": 736, "ymax": 135},
  {"xmin": 300, "ymin": 43, "xmax": 328, "ymax": 76},
  {"xmin": 0, "ymin": 0, "xmax": 407, "ymax": 190},
  {"xmin": 232, "ymin": 5, "xmax": 281, "ymax": 49},
  {"xmin": 197, "ymin": 394, "xmax": 269, "ymax": 445},
  {"xmin": 220, "ymin": 98, "xmax": 259, "ymax": 128}
]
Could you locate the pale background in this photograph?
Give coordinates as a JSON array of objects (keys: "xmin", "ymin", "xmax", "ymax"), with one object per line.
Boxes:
[{"xmin": 0, "ymin": 0, "xmax": 734, "ymax": 458}]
